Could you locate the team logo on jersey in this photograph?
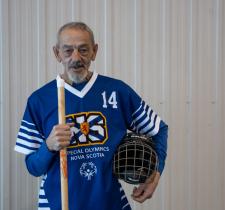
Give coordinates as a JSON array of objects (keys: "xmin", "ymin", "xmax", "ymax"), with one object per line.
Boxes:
[
  {"xmin": 66, "ymin": 112, "xmax": 108, "ymax": 148},
  {"xmin": 80, "ymin": 122, "xmax": 90, "ymax": 136},
  {"xmin": 80, "ymin": 162, "xmax": 97, "ymax": 180}
]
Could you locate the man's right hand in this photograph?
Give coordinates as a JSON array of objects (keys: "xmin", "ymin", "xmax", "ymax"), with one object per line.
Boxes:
[{"xmin": 46, "ymin": 123, "xmax": 74, "ymax": 151}]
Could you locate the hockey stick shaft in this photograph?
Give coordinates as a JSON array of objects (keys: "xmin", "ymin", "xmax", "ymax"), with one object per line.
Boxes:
[{"xmin": 57, "ymin": 78, "xmax": 69, "ymax": 210}]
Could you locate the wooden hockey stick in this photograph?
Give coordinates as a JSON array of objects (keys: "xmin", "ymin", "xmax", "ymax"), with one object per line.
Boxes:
[{"xmin": 57, "ymin": 77, "xmax": 69, "ymax": 210}]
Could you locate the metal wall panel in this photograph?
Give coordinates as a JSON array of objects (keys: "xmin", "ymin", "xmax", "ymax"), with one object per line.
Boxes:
[{"xmin": 0, "ymin": 0, "xmax": 224, "ymax": 210}]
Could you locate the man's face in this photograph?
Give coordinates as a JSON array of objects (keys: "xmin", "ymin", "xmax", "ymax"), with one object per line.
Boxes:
[{"xmin": 54, "ymin": 28, "xmax": 98, "ymax": 83}]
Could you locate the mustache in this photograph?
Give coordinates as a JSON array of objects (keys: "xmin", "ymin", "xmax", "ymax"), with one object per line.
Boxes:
[{"xmin": 69, "ymin": 61, "xmax": 85, "ymax": 69}]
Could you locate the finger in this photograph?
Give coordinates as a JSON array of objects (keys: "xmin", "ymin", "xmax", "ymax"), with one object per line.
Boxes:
[
  {"xmin": 54, "ymin": 130, "xmax": 72, "ymax": 137},
  {"xmin": 132, "ymin": 186, "xmax": 138, "ymax": 194},
  {"xmin": 59, "ymin": 141, "xmax": 71, "ymax": 148},
  {"xmin": 62, "ymin": 123, "xmax": 75, "ymax": 130},
  {"xmin": 131, "ymin": 187, "xmax": 151, "ymax": 203},
  {"xmin": 131, "ymin": 181, "xmax": 158, "ymax": 203},
  {"xmin": 53, "ymin": 140, "xmax": 71, "ymax": 151},
  {"xmin": 132, "ymin": 184, "xmax": 145, "ymax": 197},
  {"xmin": 55, "ymin": 135, "xmax": 71, "ymax": 143},
  {"xmin": 67, "ymin": 122, "xmax": 75, "ymax": 127},
  {"xmin": 132, "ymin": 190, "xmax": 150, "ymax": 203},
  {"xmin": 54, "ymin": 124, "xmax": 74, "ymax": 131}
]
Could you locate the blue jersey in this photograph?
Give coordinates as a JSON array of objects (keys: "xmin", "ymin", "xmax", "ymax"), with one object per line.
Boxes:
[{"xmin": 15, "ymin": 72, "xmax": 167, "ymax": 210}]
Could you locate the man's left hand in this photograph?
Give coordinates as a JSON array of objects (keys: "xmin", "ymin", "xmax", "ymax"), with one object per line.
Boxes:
[{"xmin": 131, "ymin": 171, "xmax": 160, "ymax": 203}]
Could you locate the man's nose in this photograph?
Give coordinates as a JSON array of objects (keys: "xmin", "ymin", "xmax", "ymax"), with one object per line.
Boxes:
[{"xmin": 71, "ymin": 49, "xmax": 81, "ymax": 60}]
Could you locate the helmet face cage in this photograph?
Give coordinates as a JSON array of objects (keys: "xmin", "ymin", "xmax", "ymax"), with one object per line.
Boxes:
[{"xmin": 113, "ymin": 133, "xmax": 159, "ymax": 184}]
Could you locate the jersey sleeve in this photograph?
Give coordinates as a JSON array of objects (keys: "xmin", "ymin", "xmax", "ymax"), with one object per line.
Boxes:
[
  {"xmin": 125, "ymin": 86, "xmax": 168, "ymax": 174},
  {"xmin": 14, "ymin": 96, "xmax": 45, "ymax": 155},
  {"xmin": 151, "ymin": 120, "xmax": 168, "ymax": 174},
  {"xmin": 125, "ymin": 87, "xmax": 161, "ymax": 136},
  {"xmin": 129, "ymin": 99, "xmax": 161, "ymax": 136}
]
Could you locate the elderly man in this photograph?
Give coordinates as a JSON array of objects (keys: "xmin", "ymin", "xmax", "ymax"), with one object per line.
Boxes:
[{"xmin": 15, "ymin": 22, "xmax": 168, "ymax": 210}]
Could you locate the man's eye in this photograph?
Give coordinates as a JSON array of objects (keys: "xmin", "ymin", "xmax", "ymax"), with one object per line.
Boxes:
[
  {"xmin": 64, "ymin": 49, "xmax": 73, "ymax": 55},
  {"xmin": 79, "ymin": 48, "xmax": 88, "ymax": 54}
]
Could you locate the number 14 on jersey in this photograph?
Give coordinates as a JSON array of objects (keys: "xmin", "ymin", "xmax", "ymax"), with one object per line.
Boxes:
[{"xmin": 101, "ymin": 91, "xmax": 118, "ymax": 109}]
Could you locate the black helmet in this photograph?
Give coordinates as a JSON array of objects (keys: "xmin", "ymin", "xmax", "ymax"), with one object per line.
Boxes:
[{"xmin": 113, "ymin": 132, "xmax": 158, "ymax": 184}]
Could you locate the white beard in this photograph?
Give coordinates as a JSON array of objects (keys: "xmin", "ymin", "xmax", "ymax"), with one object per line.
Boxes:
[{"xmin": 68, "ymin": 69, "xmax": 89, "ymax": 84}]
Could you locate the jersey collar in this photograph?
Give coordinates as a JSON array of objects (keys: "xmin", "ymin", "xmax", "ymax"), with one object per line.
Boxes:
[{"xmin": 56, "ymin": 71, "xmax": 98, "ymax": 98}]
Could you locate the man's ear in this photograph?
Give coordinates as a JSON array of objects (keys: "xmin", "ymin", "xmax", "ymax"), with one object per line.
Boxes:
[
  {"xmin": 53, "ymin": 46, "xmax": 62, "ymax": 63},
  {"xmin": 91, "ymin": 44, "xmax": 98, "ymax": 61}
]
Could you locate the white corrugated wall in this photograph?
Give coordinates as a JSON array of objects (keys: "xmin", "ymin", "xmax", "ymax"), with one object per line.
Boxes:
[{"xmin": 0, "ymin": 0, "xmax": 224, "ymax": 210}]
